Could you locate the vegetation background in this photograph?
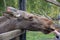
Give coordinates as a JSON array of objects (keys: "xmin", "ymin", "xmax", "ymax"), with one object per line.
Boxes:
[{"xmin": 0, "ymin": 0, "xmax": 60, "ymax": 40}]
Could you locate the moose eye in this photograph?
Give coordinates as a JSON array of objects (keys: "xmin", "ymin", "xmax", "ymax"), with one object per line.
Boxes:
[
  {"xmin": 28, "ymin": 16, "xmax": 33, "ymax": 21},
  {"xmin": 29, "ymin": 16, "xmax": 33, "ymax": 19}
]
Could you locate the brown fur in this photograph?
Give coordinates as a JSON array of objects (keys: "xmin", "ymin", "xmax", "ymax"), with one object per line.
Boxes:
[{"xmin": 2, "ymin": 7, "xmax": 56, "ymax": 34}]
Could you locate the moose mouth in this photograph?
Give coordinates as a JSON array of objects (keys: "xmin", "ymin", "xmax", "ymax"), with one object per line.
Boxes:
[
  {"xmin": 43, "ymin": 30, "xmax": 52, "ymax": 34},
  {"xmin": 42, "ymin": 28, "xmax": 55, "ymax": 34}
]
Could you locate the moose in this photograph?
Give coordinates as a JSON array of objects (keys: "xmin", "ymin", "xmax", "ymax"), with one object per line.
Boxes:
[{"xmin": 0, "ymin": 7, "xmax": 57, "ymax": 34}]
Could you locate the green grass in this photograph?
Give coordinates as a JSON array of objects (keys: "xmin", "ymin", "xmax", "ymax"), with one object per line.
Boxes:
[{"xmin": 27, "ymin": 31, "xmax": 55, "ymax": 40}]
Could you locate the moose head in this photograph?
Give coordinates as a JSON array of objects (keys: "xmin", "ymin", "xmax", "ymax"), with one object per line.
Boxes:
[{"xmin": 4, "ymin": 7, "xmax": 55, "ymax": 34}]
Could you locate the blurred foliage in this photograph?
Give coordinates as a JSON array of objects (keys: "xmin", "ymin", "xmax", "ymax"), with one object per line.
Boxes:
[
  {"xmin": 27, "ymin": 31, "xmax": 55, "ymax": 40},
  {"xmin": 0, "ymin": 0, "xmax": 18, "ymax": 12},
  {"xmin": 57, "ymin": 0, "xmax": 60, "ymax": 2},
  {"xmin": 26, "ymin": 0, "xmax": 60, "ymax": 19},
  {"xmin": 0, "ymin": 0, "xmax": 18, "ymax": 16},
  {"xmin": 6, "ymin": 0, "xmax": 18, "ymax": 8},
  {"xmin": 0, "ymin": 0, "xmax": 5, "ymax": 11},
  {"xmin": 0, "ymin": 0, "xmax": 5, "ymax": 16},
  {"xmin": 0, "ymin": 0, "xmax": 60, "ymax": 18}
]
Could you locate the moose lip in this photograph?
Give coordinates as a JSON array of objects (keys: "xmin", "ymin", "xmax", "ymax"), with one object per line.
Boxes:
[
  {"xmin": 43, "ymin": 27, "xmax": 55, "ymax": 34},
  {"xmin": 42, "ymin": 30, "xmax": 53, "ymax": 34}
]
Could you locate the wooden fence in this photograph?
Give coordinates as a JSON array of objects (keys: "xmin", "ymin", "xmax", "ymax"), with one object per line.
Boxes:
[{"xmin": 0, "ymin": 29, "xmax": 21, "ymax": 40}]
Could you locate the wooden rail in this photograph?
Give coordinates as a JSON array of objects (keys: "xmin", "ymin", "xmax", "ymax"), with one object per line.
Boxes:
[{"xmin": 0, "ymin": 29, "xmax": 21, "ymax": 40}]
